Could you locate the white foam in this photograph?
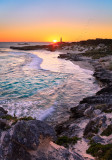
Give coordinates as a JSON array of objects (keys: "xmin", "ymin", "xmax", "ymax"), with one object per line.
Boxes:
[
  {"xmin": 26, "ymin": 53, "xmax": 43, "ymax": 70},
  {"xmin": 7, "ymin": 50, "xmax": 43, "ymax": 70},
  {"xmin": 38, "ymin": 106, "xmax": 55, "ymax": 120},
  {"xmin": 0, "ymin": 100, "xmax": 55, "ymax": 120}
]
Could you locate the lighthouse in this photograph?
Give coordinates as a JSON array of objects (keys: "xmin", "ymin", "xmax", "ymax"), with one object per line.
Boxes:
[{"xmin": 60, "ymin": 37, "xmax": 62, "ymax": 43}]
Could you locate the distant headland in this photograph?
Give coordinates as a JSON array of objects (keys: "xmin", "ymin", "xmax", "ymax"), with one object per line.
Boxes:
[{"xmin": 10, "ymin": 38, "xmax": 112, "ymax": 51}]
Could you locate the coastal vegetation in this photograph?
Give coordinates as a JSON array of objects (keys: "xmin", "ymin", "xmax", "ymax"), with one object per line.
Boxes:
[
  {"xmin": 101, "ymin": 125, "xmax": 112, "ymax": 136},
  {"xmin": 87, "ymin": 143, "xmax": 112, "ymax": 160},
  {"xmin": 81, "ymin": 50, "xmax": 112, "ymax": 59},
  {"xmin": 56, "ymin": 136, "xmax": 80, "ymax": 147}
]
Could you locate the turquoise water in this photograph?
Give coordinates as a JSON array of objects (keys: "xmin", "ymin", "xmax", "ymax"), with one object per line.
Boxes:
[
  {"xmin": 0, "ymin": 51, "xmax": 68, "ymax": 99},
  {"xmin": 0, "ymin": 47, "xmax": 99, "ymax": 119}
]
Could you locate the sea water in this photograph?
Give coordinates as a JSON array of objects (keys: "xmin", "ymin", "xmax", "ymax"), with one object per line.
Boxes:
[{"xmin": 0, "ymin": 43, "xmax": 99, "ymax": 120}]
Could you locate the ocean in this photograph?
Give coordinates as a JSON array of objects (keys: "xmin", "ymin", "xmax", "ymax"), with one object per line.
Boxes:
[{"xmin": 0, "ymin": 42, "xmax": 99, "ymax": 120}]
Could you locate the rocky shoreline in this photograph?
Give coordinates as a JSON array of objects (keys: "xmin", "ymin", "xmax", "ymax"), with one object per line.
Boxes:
[
  {"xmin": 56, "ymin": 49, "xmax": 112, "ymax": 159},
  {"xmin": 1, "ymin": 39, "xmax": 112, "ymax": 159},
  {"xmin": 0, "ymin": 108, "xmax": 84, "ymax": 160}
]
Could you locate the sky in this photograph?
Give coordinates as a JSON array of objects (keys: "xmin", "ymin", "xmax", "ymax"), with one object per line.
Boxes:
[{"xmin": 0, "ymin": 0, "xmax": 112, "ymax": 42}]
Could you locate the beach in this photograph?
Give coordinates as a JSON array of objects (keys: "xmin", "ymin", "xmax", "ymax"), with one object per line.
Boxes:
[{"xmin": 0, "ymin": 40, "xmax": 112, "ymax": 159}]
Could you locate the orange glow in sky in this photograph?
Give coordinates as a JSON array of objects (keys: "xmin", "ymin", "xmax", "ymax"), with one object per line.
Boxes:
[{"xmin": 0, "ymin": 1, "xmax": 112, "ymax": 42}]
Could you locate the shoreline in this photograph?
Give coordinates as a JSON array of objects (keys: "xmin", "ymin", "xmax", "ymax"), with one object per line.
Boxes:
[
  {"xmin": 72, "ymin": 58, "xmax": 94, "ymax": 72},
  {"xmin": 0, "ymin": 40, "xmax": 112, "ymax": 160},
  {"xmin": 56, "ymin": 50, "xmax": 112, "ymax": 159}
]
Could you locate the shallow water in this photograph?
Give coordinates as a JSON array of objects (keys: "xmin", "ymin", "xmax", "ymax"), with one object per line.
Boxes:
[{"xmin": 0, "ymin": 47, "xmax": 99, "ymax": 120}]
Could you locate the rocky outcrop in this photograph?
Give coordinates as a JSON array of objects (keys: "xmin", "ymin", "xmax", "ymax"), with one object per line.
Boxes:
[
  {"xmin": 10, "ymin": 42, "xmax": 70, "ymax": 51},
  {"xmin": 56, "ymin": 53, "xmax": 112, "ymax": 159},
  {"xmin": 0, "ymin": 108, "xmax": 84, "ymax": 160},
  {"xmin": 93, "ymin": 65, "xmax": 112, "ymax": 85},
  {"xmin": 58, "ymin": 53, "xmax": 82, "ymax": 61}
]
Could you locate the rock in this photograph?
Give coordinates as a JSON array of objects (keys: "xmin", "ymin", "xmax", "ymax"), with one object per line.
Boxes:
[
  {"xmin": 70, "ymin": 103, "xmax": 89, "ymax": 118},
  {"xmin": 92, "ymin": 135, "xmax": 105, "ymax": 144},
  {"xmin": 0, "ymin": 120, "xmax": 56, "ymax": 160},
  {"xmin": 84, "ymin": 107, "xmax": 101, "ymax": 118},
  {"xmin": 0, "ymin": 107, "xmax": 8, "ymax": 118},
  {"xmin": 93, "ymin": 109, "xmax": 101, "ymax": 117},
  {"xmin": 93, "ymin": 68, "xmax": 112, "ymax": 85},
  {"xmin": 84, "ymin": 106, "xmax": 94, "ymax": 117},
  {"xmin": 45, "ymin": 142, "xmax": 84, "ymax": 160},
  {"xmin": 84, "ymin": 116, "xmax": 107, "ymax": 137},
  {"xmin": 80, "ymin": 95, "xmax": 112, "ymax": 105},
  {"xmin": 0, "ymin": 119, "xmax": 84, "ymax": 160},
  {"xmin": 96, "ymin": 85, "xmax": 112, "ymax": 95},
  {"xmin": 0, "ymin": 119, "xmax": 7, "ymax": 130},
  {"xmin": 58, "ymin": 53, "xmax": 82, "ymax": 61},
  {"xmin": 58, "ymin": 54, "xmax": 68, "ymax": 59},
  {"xmin": 93, "ymin": 62, "xmax": 112, "ymax": 85}
]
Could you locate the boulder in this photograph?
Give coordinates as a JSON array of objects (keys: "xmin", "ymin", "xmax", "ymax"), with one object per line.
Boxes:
[{"xmin": 0, "ymin": 119, "xmax": 84, "ymax": 160}]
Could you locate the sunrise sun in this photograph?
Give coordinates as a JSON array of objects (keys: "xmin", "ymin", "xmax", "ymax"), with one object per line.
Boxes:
[{"xmin": 53, "ymin": 40, "xmax": 57, "ymax": 43}]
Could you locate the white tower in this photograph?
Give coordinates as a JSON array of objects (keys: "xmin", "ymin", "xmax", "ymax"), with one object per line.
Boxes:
[{"xmin": 60, "ymin": 37, "xmax": 62, "ymax": 43}]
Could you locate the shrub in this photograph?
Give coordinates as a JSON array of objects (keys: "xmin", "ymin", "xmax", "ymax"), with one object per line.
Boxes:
[
  {"xmin": 101, "ymin": 125, "xmax": 112, "ymax": 136},
  {"xmin": 56, "ymin": 136, "xmax": 80, "ymax": 147},
  {"xmin": 87, "ymin": 143, "xmax": 112, "ymax": 159},
  {"xmin": 81, "ymin": 51, "xmax": 112, "ymax": 59}
]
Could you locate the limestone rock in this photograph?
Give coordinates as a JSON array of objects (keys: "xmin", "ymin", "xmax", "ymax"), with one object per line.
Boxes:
[
  {"xmin": 92, "ymin": 135, "xmax": 105, "ymax": 144},
  {"xmin": 0, "ymin": 119, "xmax": 84, "ymax": 160}
]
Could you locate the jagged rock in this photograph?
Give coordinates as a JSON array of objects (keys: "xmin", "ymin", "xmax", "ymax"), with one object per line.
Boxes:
[
  {"xmin": 80, "ymin": 95, "xmax": 112, "ymax": 105},
  {"xmin": 96, "ymin": 85, "xmax": 112, "ymax": 95},
  {"xmin": 0, "ymin": 119, "xmax": 84, "ymax": 160},
  {"xmin": 84, "ymin": 106, "xmax": 94, "ymax": 117},
  {"xmin": 70, "ymin": 103, "xmax": 89, "ymax": 118},
  {"xmin": 58, "ymin": 53, "xmax": 82, "ymax": 61},
  {"xmin": 84, "ymin": 106, "xmax": 101, "ymax": 118},
  {"xmin": 84, "ymin": 116, "xmax": 107, "ymax": 137},
  {"xmin": 0, "ymin": 107, "xmax": 7, "ymax": 117},
  {"xmin": 0, "ymin": 119, "xmax": 7, "ymax": 130},
  {"xmin": 0, "ymin": 120, "xmax": 56, "ymax": 159},
  {"xmin": 93, "ymin": 66, "xmax": 112, "ymax": 85},
  {"xmin": 58, "ymin": 54, "xmax": 68, "ymax": 59},
  {"xmin": 92, "ymin": 135, "xmax": 105, "ymax": 144},
  {"xmin": 93, "ymin": 109, "xmax": 101, "ymax": 117}
]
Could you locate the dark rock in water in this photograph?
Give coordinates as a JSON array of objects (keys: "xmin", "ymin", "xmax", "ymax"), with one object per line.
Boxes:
[
  {"xmin": 96, "ymin": 85, "xmax": 112, "ymax": 95},
  {"xmin": 10, "ymin": 42, "xmax": 69, "ymax": 51},
  {"xmin": 80, "ymin": 95, "xmax": 112, "ymax": 105},
  {"xmin": 18, "ymin": 43, "xmax": 29, "ymax": 45}
]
